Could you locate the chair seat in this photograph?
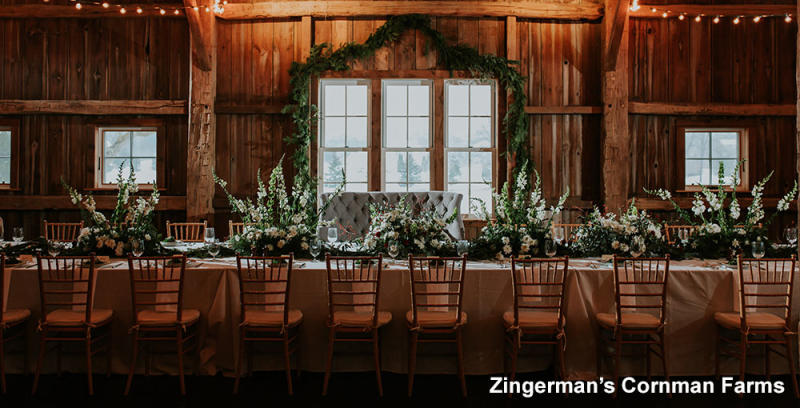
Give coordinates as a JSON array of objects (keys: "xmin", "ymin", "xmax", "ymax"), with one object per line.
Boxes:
[
  {"xmin": 243, "ymin": 309, "xmax": 303, "ymax": 327},
  {"xmin": 44, "ymin": 309, "xmax": 113, "ymax": 327},
  {"xmin": 503, "ymin": 310, "xmax": 562, "ymax": 330},
  {"xmin": 331, "ymin": 310, "xmax": 392, "ymax": 328},
  {"xmin": 406, "ymin": 310, "xmax": 468, "ymax": 328},
  {"xmin": 714, "ymin": 312, "xmax": 787, "ymax": 330},
  {"xmin": 136, "ymin": 309, "xmax": 200, "ymax": 327},
  {"xmin": 596, "ymin": 312, "xmax": 661, "ymax": 329},
  {"xmin": 1, "ymin": 309, "xmax": 31, "ymax": 327}
]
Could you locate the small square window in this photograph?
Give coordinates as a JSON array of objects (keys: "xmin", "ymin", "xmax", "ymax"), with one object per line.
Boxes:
[
  {"xmin": 97, "ymin": 127, "xmax": 158, "ymax": 186},
  {"xmin": 682, "ymin": 128, "xmax": 745, "ymax": 188}
]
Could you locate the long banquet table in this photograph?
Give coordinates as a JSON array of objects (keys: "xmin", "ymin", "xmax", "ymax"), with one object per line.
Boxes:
[{"xmin": 3, "ymin": 258, "xmax": 798, "ymax": 379}]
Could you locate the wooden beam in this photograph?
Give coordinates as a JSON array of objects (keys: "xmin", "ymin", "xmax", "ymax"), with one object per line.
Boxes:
[
  {"xmin": 218, "ymin": 1, "xmax": 604, "ymax": 20},
  {"xmin": 215, "ymin": 103, "xmax": 287, "ymax": 115},
  {"xmin": 505, "ymin": 15, "xmax": 517, "ymax": 181},
  {"xmin": 0, "ymin": 195, "xmax": 186, "ymax": 211},
  {"xmin": 630, "ymin": 102, "xmax": 796, "ymax": 116},
  {"xmin": 525, "ymin": 105, "xmax": 603, "ymax": 115},
  {"xmin": 603, "ymin": 0, "xmax": 629, "ymax": 72},
  {"xmin": 631, "ymin": 4, "xmax": 795, "ymax": 19},
  {"xmin": 0, "ymin": 100, "xmax": 187, "ymax": 115},
  {"xmin": 601, "ymin": 0, "xmax": 630, "ymax": 213},
  {"xmin": 796, "ymin": 0, "xmax": 799, "ymax": 258},
  {"xmin": 0, "ymin": 4, "xmax": 186, "ymax": 18},
  {"xmin": 186, "ymin": 0, "xmax": 217, "ymax": 221}
]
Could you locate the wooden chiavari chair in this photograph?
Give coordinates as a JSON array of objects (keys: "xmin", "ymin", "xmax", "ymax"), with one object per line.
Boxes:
[
  {"xmin": 596, "ymin": 255, "xmax": 670, "ymax": 393},
  {"xmin": 1, "ymin": 254, "xmax": 31, "ymax": 394},
  {"xmin": 407, "ymin": 255, "xmax": 468, "ymax": 397},
  {"xmin": 505, "ymin": 257, "xmax": 568, "ymax": 381},
  {"xmin": 323, "ymin": 254, "xmax": 390, "ymax": 396},
  {"xmin": 32, "ymin": 255, "xmax": 113, "ymax": 395},
  {"xmin": 713, "ymin": 255, "xmax": 799, "ymax": 397},
  {"xmin": 165, "ymin": 220, "xmax": 207, "ymax": 242},
  {"xmin": 43, "ymin": 220, "xmax": 84, "ymax": 242},
  {"xmin": 551, "ymin": 224, "xmax": 582, "ymax": 243},
  {"xmin": 664, "ymin": 225, "xmax": 697, "ymax": 245},
  {"xmin": 229, "ymin": 221, "xmax": 245, "ymax": 239},
  {"xmin": 234, "ymin": 255, "xmax": 302, "ymax": 395},
  {"xmin": 124, "ymin": 255, "xmax": 200, "ymax": 396}
]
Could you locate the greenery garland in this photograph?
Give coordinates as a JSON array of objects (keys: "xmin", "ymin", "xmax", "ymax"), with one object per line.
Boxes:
[{"xmin": 283, "ymin": 14, "xmax": 529, "ymax": 189}]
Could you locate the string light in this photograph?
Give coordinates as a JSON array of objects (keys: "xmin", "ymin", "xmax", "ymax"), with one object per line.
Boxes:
[
  {"xmin": 160, "ymin": 9, "xmax": 166, "ymax": 15},
  {"xmin": 733, "ymin": 16, "xmax": 740, "ymax": 24},
  {"xmin": 694, "ymin": 15, "xmax": 702, "ymax": 22},
  {"xmin": 174, "ymin": 9, "xmax": 180, "ymax": 15},
  {"xmin": 101, "ymin": 2, "xmax": 108, "ymax": 8},
  {"xmin": 678, "ymin": 14, "xmax": 685, "ymax": 21},
  {"xmin": 75, "ymin": 2, "xmax": 81, "ymax": 9},
  {"xmin": 629, "ymin": 0, "xmax": 640, "ymax": 12},
  {"xmin": 713, "ymin": 15, "xmax": 721, "ymax": 24},
  {"xmin": 119, "ymin": 7, "xmax": 125, "ymax": 14},
  {"xmin": 136, "ymin": 7, "xmax": 142, "ymax": 14},
  {"xmin": 650, "ymin": 8, "xmax": 657, "ymax": 13},
  {"xmin": 786, "ymin": 14, "xmax": 793, "ymax": 23},
  {"xmin": 753, "ymin": 15, "xmax": 761, "ymax": 23},
  {"xmin": 661, "ymin": 11, "xmax": 668, "ymax": 18}
]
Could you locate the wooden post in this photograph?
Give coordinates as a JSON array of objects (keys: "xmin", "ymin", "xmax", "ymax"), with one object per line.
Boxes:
[
  {"xmin": 601, "ymin": 0, "xmax": 630, "ymax": 213},
  {"xmin": 505, "ymin": 15, "xmax": 517, "ymax": 183},
  {"xmin": 185, "ymin": 0, "xmax": 217, "ymax": 221},
  {"xmin": 796, "ymin": 0, "xmax": 800, "ymax": 256}
]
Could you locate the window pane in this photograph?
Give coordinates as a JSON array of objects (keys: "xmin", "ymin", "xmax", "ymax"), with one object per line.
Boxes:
[
  {"xmin": 345, "ymin": 151, "xmax": 368, "ymax": 183},
  {"xmin": 132, "ymin": 131, "xmax": 157, "ymax": 157},
  {"xmin": 408, "ymin": 117, "xmax": 429, "ymax": 148},
  {"xmin": 471, "ymin": 183, "xmax": 493, "ymax": 216},
  {"xmin": 324, "ymin": 85, "xmax": 346, "ymax": 116},
  {"xmin": 132, "ymin": 158, "xmax": 157, "ymax": 184},
  {"xmin": 470, "ymin": 117, "xmax": 491, "ymax": 147},
  {"xmin": 407, "ymin": 152, "xmax": 429, "ymax": 183},
  {"xmin": 685, "ymin": 132, "xmax": 709, "ymax": 158},
  {"xmin": 685, "ymin": 159, "xmax": 710, "ymax": 185},
  {"xmin": 323, "ymin": 152, "xmax": 345, "ymax": 182},
  {"xmin": 346, "ymin": 85, "xmax": 367, "ymax": 116},
  {"xmin": 103, "ymin": 158, "xmax": 131, "ymax": 184},
  {"xmin": 711, "ymin": 159, "xmax": 738, "ymax": 184},
  {"xmin": 711, "ymin": 132, "xmax": 738, "ymax": 158},
  {"xmin": 384, "ymin": 151, "xmax": 405, "ymax": 182},
  {"xmin": 408, "ymin": 183, "xmax": 429, "ymax": 192},
  {"xmin": 385, "ymin": 183, "xmax": 407, "ymax": 192},
  {"xmin": 0, "ymin": 158, "xmax": 10, "ymax": 184},
  {"xmin": 447, "ymin": 117, "xmax": 469, "ymax": 147},
  {"xmin": 447, "ymin": 151, "xmax": 469, "ymax": 183},
  {"xmin": 408, "ymin": 85, "xmax": 430, "ymax": 116},
  {"xmin": 448, "ymin": 183, "xmax": 469, "ymax": 215},
  {"xmin": 322, "ymin": 183, "xmax": 339, "ymax": 193},
  {"xmin": 470, "ymin": 151, "xmax": 492, "ymax": 183},
  {"xmin": 345, "ymin": 183, "xmax": 368, "ymax": 192},
  {"xmin": 385, "ymin": 85, "xmax": 407, "ymax": 116},
  {"xmin": 470, "ymin": 85, "xmax": 492, "ymax": 116},
  {"xmin": 385, "ymin": 117, "xmax": 407, "ymax": 148},
  {"xmin": 103, "ymin": 131, "xmax": 131, "ymax": 157},
  {"xmin": 324, "ymin": 117, "xmax": 346, "ymax": 147},
  {"xmin": 347, "ymin": 117, "xmax": 368, "ymax": 147},
  {"xmin": 0, "ymin": 131, "xmax": 11, "ymax": 156},
  {"xmin": 447, "ymin": 85, "xmax": 469, "ymax": 116}
]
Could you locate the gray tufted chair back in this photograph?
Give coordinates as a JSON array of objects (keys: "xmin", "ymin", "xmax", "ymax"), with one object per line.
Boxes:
[{"xmin": 319, "ymin": 191, "xmax": 465, "ymax": 240}]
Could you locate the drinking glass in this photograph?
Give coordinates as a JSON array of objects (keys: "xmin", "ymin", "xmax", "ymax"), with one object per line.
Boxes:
[
  {"xmin": 12, "ymin": 227, "xmax": 23, "ymax": 243},
  {"xmin": 784, "ymin": 226, "xmax": 798, "ymax": 246},
  {"xmin": 387, "ymin": 243, "xmax": 400, "ymax": 261},
  {"xmin": 630, "ymin": 245, "xmax": 643, "ymax": 258},
  {"xmin": 208, "ymin": 241, "xmax": 221, "ymax": 259},
  {"xmin": 130, "ymin": 239, "xmax": 144, "ymax": 258},
  {"xmin": 545, "ymin": 239, "xmax": 557, "ymax": 257},
  {"xmin": 309, "ymin": 239, "xmax": 322, "ymax": 261},
  {"xmin": 47, "ymin": 241, "xmax": 61, "ymax": 257},
  {"xmin": 204, "ymin": 227, "xmax": 216, "ymax": 244},
  {"xmin": 456, "ymin": 240, "xmax": 470, "ymax": 257},
  {"xmin": 751, "ymin": 241, "xmax": 766, "ymax": 259},
  {"xmin": 327, "ymin": 227, "xmax": 338, "ymax": 244}
]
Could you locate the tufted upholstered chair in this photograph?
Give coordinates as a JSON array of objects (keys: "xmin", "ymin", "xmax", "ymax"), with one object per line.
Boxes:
[{"xmin": 319, "ymin": 191, "xmax": 465, "ymax": 240}]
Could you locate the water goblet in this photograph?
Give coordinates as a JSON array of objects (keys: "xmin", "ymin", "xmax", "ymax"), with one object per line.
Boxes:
[
  {"xmin": 751, "ymin": 241, "xmax": 766, "ymax": 259},
  {"xmin": 456, "ymin": 240, "xmax": 470, "ymax": 257},
  {"xmin": 327, "ymin": 227, "xmax": 338, "ymax": 244},
  {"xmin": 130, "ymin": 239, "xmax": 144, "ymax": 258},
  {"xmin": 204, "ymin": 227, "xmax": 216, "ymax": 244},
  {"xmin": 12, "ymin": 227, "xmax": 23, "ymax": 243},
  {"xmin": 387, "ymin": 243, "xmax": 400, "ymax": 261},
  {"xmin": 208, "ymin": 241, "xmax": 221, "ymax": 259},
  {"xmin": 47, "ymin": 240, "xmax": 61, "ymax": 257},
  {"xmin": 309, "ymin": 239, "xmax": 322, "ymax": 261},
  {"xmin": 784, "ymin": 226, "xmax": 798, "ymax": 246},
  {"xmin": 545, "ymin": 239, "xmax": 557, "ymax": 257}
]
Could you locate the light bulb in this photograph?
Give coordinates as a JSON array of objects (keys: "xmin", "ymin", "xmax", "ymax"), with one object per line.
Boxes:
[
  {"xmin": 136, "ymin": 7, "xmax": 142, "ymax": 14},
  {"xmin": 753, "ymin": 16, "xmax": 761, "ymax": 23},
  {"xmin": 651, "ymin": 7, "xmax": 657, "ymax": 13},
  {"xmin": 120, "ymin": 7, "xmax": 126, "ymax": 14},
  {"xmin": 102, "ymin": 2, "xmax": 109, "ymax": 7},
  {"xmin": 174, "ymin": 9, "xmax": 180, "ymax": 15},
  {"xmin": 786, "ymin": 14, "xmax": 793, "ymax": 23},
  {"xmin": 678, "ymin": 14, "xmax": 685, "ymax": 21},
  {"xmin": 713, "ymin": 16, "xmax": 720, "ymax": 24},
  {"xmin": 661, "ymin": 12, "xmax": 668, "ymax": 18},
  {"xmin": 75, "ymin": 2, "xmax": 81, "ymax": 9},
  {"xmin": 629, "ymin": 0, "xmax": 640, "ymax": 12},
  {"xmin": 160, "ymin": 9, "xmax": 166, "ymax": 15},
  {"xmin": 733, "ymin": 16, "xmax": 740, "ymax": 24},
  {"xmin": 695, "ymin": 15, "xmax": 702, "ymax": 22}
]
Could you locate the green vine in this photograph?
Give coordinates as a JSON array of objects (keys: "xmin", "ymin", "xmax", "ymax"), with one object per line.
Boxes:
[{"xmin": 283, "ymin": 14, "xmax": 529, "ymax": 189}]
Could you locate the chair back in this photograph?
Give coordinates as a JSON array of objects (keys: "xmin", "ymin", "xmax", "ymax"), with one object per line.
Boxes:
[
  {"xmin": 229, "ymin": 221, "xmax": 247, "ymax": 238},
  {"xmin": 611, "ymin": 255, "xmax": 670, "ymax": 326},
  {"xmin": 551, "ymin": 224, "xmax": 581, "ymax": 243},
  {"xmin": 37, "ymin": 255, "xmax": 97, "ymax": 324},
  {"xmin": 43, "ymin": 220, "xmax": 84, "ymax": 242},
  {"xmin": 236, "ymin": 255, "xmax": 293, "ymax": 326},
  {"xmin": 664, "ymin": 225, "xmax": 697, "ymax": 244},
  {"xmin": 127, "ymin": 255, "xmax": 187, "ymax": 322},
  {"xmin": 325, "ymin": 254, "xmax": 383, "ymax": 327},
  {"xmin": 407, "ymin": 255, "xmax": 467, "ymax": 327},
  {"xmin": 736, "ymin": 255, "xmax": 796, "ymax": 330},
  {"xmin": 509, "ymin": 257, "xmax": 568, "ymax": 329},
  {"xmin": 166, "ymin": 220, "xmax": 207, "ymax": 242}
]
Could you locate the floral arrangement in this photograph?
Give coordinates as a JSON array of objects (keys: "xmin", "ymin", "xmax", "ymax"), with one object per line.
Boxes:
[
  {"xmin": 470, "ymin": 164, "xmax": 568, "ymax": 260},
  {"xmin": 63, "ymin": 164, "xmax": 162, "ymax": 256},
  {"xmin": 214, "ymin": 158, "xmax": 342, "ymax": 256},
  {"xmin": 363, "ymin": 198, "xmax": 457, "ymax": 257},
  {"xmin": 646, "ymin": 161, "xmax": 798, "ymax": 259},
  {"xmin": 572, "ymin": 202, "xmax": 668, "ymax": 257}
]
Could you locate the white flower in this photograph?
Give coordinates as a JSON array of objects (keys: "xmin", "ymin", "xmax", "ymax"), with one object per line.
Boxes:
[
  {"xmin": 502, "ymin": 244, "xmax": 512, "ymax": 255},
  {"xmin": 301, "ymin": 242, "xmax": 309, "ymax": 250},
  {"xmin": 144, "ymin": 234, "xmax": 151, "ymax": 241},
  {"xmin": 501, "ymin": 236, "xmax": 510, "ymax": 245},
  {"xmin": 620, "ymin": 244, "xmax": 629, "ymax": 252},
  {"xmin": 611, "ymin": 241, "xmax": 620, "ymax": 250},
  {"xmin": 732, "ymin": 239, "xmax": 740, "ymax": 248},
  {"xmin": 105, "ymin": 238, "xmax": 116, "ymax": 249},
  {"xmin": 414, "ymin": 238, "xmax": 426, "ymax": 250},
  {"xmin": 114, "ymin": 242, "xmax": 124, "ymax": 257},
  {"xmin": 691, "ymin": 198, "xmax": 706, "ymax": 216},
  {"xmin": 520, "ymin": 243, "xmax": 530, "ymax": 253},
  {"xmin": 277, "ymin": 239, "xmax": 286, "ymax": 248}
]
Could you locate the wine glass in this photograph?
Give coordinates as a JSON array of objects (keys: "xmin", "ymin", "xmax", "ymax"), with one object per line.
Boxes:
[
  {"xmin": 630, "ymin": 244, "xmax": 644, "ymax": 258},
  {"xmin": 545, "ymin": 239, "xmax": 557, "ymax": 257},
  {"xmin": 204, "ymin": 227, "xmax": 216, "ymax": 244},
  {"xmin": 208, "ymin": 241, "xmax": 221, "ymax": 259},
  {"xmin": 47, "ymin": 240, "xmax": 61, "ymax": 257},
  {"xmin": 130, "ymin": 239, "xmax": 144, "ymax": 258},
  {"xmin": 327, "ymin": 227, "xmax": 338, "ymax": 244},
  {"xmin": 784, "ymin": 226, "xmax": 798, "ymax": 246},
  {"xmin": 309, "ymin": 239, "xmax": 322, "ymax": 261},
  {"xmin": 456, "ymin": 240, "xmax": 470, "ymax": 257},
  {"xmin": 752, "ymin": 241, "xmax": 766, "ymax": 259},
  {"xmin": 12, "ymin": 227, "xmax": 23, "ymax": 243},
  {"xmin": 387, "ymin": 243, "xmax": 400, "ymax": 261}
]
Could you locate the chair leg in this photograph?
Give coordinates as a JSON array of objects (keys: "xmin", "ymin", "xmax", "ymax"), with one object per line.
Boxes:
[
  {"xmin": 145, "ymin": 344, "xmax": 151, "ymax": 377},
  {"xmin": 738, "ymin": 331, "xmax": 747, "ymax": 385},
  {"xmin": 106, "ymin": 329, "xmax": 113, "ymax": 378},
  {"xmin": 784, "ymin": 335, "xmax": 799, "ymax": 398},
  {"xmin": 659, "ymin": 333, "xmax": 669, "ymax": 382},
  {"xmin": 372, "ymin": 330, "xmax": 383, "ymax": 397},
  {"xmin": 0, "ymin": 337, "xmax": 6, "ymax": 394},
  {"xmin": 714, "ymin": 326, "xmax": 721, "ymax": 379},
  {"xmin": 176, "ymin": 328, "xmax": 186, "ymax": 396},
  {"xmin": 646, "ymin": 343, "xmax": 652, "ymax": 381},
  {"xmin": 246, "ymin": 342, "xmax": 253, "ymax": 378},
  {"xmin": 322, "ymin": 326, "xmax": 335, "ymax": 396},
  {"xmin": 456, "ymin": 327, "xmax": 467, "ymax": 397},
  {"xmin": 56, "ymin": 343, "xmax": 62, "ymax": 376},
  {"xmin": 408, "ymin": 331, "xmax": 418, "ymax": 397},
  {"xmin": 283, "ymin": 334, "xmax": 294, "ymax": 396},
  {"xmin": 595, "ymin": 330, "xmax": 603, "ymax": 378},
  {"xmin": 613, "ymin": 332, "xmax": 622, "ymax": 397},
  {"xmin": 31, "ymin": 334, "xmax": 47, "ymax": 395},
  {"xmin": 124, "ymin": 331, "xmax": 139, "ymax": 396},
  {"xmin": 233, "ymin": 329, "xmax": 245, "ymax": 394},
  {"xmin": 85, "ymin": 331, "xmax": 94, "ymax": 396},
  {"xmin": 509, "ymin": 330, "xmax": 519, "ymax": 381},
  {"xmin": 558, "ymin": 336, "xmax": 567, "ymax": 380},
  {"xmin": 764, "ymin": 343, "xmax": 771, "ymax": 381}
]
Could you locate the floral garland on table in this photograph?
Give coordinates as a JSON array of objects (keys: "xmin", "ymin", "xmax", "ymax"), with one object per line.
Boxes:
[
  {"xmin": 571, "ymin": 202, "xmax": 669, "ymax": 258},
  {"xmin": 646, "ymin": 161, "xmax": 798, "ymax": 259},
  {"xmin": 214, "ymin": 158, "xmax": 343, "ymax": 256},
  {"xmin": 363, "ymin": 198, "xmax": 457, "ymax": 257},
  {"xmin": 470, "ymin": 165, "xmax": 568, "ymax": 260},
  {"xmin": 63, "ymin": 164, "xmax": 162, "ymax": 256}
]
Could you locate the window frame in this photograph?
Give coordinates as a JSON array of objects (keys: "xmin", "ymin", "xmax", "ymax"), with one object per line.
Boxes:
[
  {"xmin": 317, "ymin": 78, "xmax": 371, "ymax": 194},
  {"xmin": 677, "ymin": 122, "xmax": 750, "ymax": 192},
  {"xmin": 380, "ymin": 78, "xmax": 434, "ymax": 192},
  {"xmin": 0, "ymin": 119, "xmax": 20, "ymax": 191},
  {"xmin": 93, "ymin": 121, "xmax": 164, "ymax": 190},
  {"xmin": 443, "ymin": 79, "xmax": 497, "ymax": 216}
]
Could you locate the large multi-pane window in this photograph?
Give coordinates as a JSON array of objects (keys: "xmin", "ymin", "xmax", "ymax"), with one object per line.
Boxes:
[
  {"xmin": 96, "ymin": 127, "xmax": 158, "ymax": 186},
  {"xmin": 382, "ymin": 79, "xmax": 432, "ymax": 192},
  {"xmin": 683, "ymin": 128, "xmax": 744, "ymax": 187},
  {"xmin": 0, "ymin": 127, "xmax": 12, "ymax": 185},
  {"xmin": 445, "ymin": 79, "xmax": 495, "ymax": 215},
  {"xmin": 318, "ymin": 79, "xmax": 370, "ymax": 193}
]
